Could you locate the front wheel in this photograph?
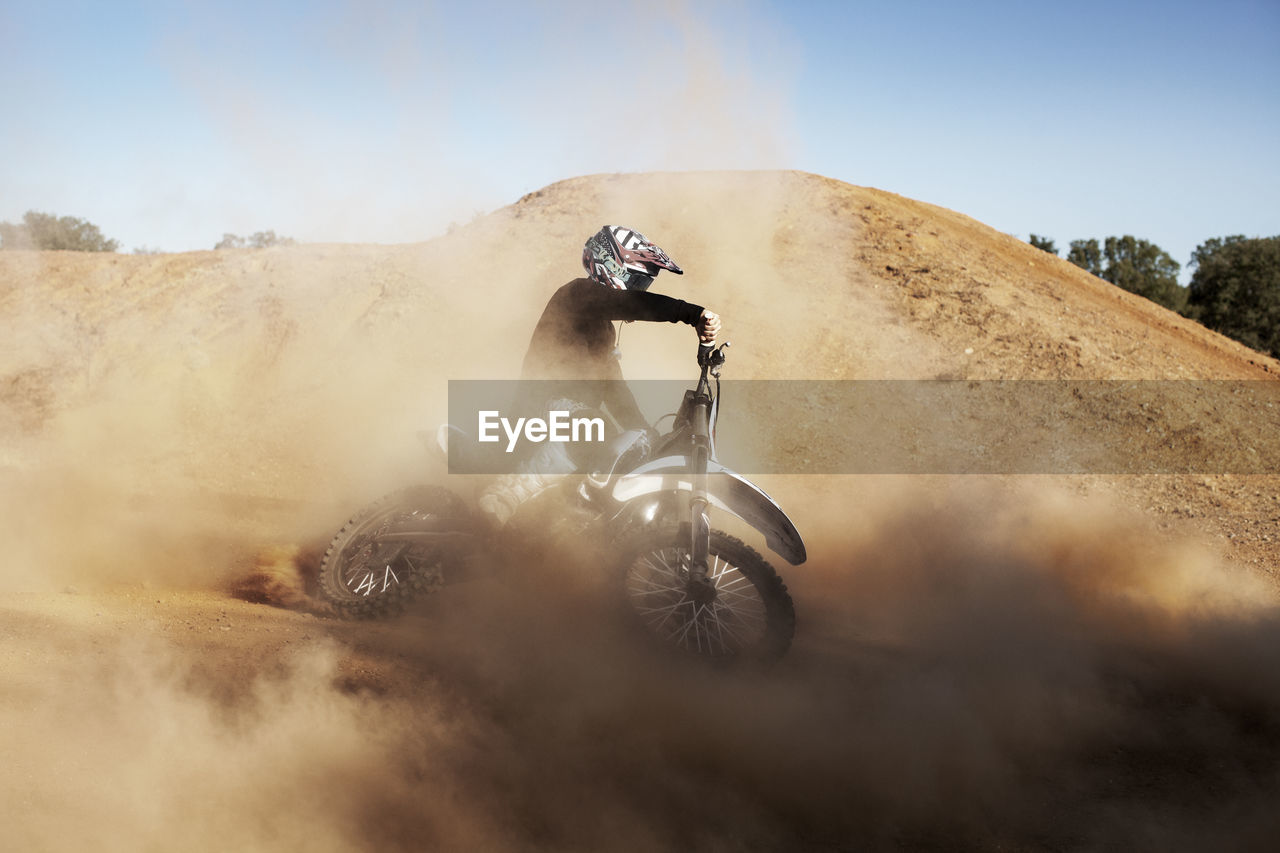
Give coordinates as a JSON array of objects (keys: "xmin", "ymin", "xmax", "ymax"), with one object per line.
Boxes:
[
  {"xmin": 615, "ymin": 527, "xmax": 796, "ymax": 662},
  {"xmin": 317, "ymin": 486, "xmax": 466, "ymax": 619}
]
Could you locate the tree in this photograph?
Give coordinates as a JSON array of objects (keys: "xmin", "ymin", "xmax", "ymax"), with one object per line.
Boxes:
[
  {"xmin": 0, "ymin": 211, "xmax": 119, "ymax": 252},
  {"xmin": 1067, "ymin": 235, "xmax": 1184, "ymax": 311},
  {"xmin": 1184, "ymin": 235, "xmax": 1280, "ymax": 358},
  {"xmin": 1067, "ymin": 238, "xmax": 1102, "ymax": 277},
  {"xmin": 214, "ymin": 230, "xmax": 295, "ymax": 249},
  {"xmin": 1100, "ymin": 235, "xmax": 1183, "ymax": 310},
  {"xmin": 1029, "ymin": 234, "xmax": 1058, "ymax": 255}
]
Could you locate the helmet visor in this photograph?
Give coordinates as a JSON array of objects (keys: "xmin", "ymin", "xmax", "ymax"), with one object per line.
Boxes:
[{"xmin": 625, "ymin": 271, "xmax": 655, "ymax": 291}]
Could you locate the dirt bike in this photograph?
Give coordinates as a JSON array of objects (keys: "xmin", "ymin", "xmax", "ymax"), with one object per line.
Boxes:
[{"xmin": 316, "ymin": 342, "xmax": 807, "ymax": 662}]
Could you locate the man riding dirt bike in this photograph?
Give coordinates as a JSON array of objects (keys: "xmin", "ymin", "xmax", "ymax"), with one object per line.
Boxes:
[
  {"xmin": 477, "ymin": 225, "xmax": 721, "ymax": 529},
  {"xmin": 316, "ymin": 227, "xmax": 805, "ymax": 663}
]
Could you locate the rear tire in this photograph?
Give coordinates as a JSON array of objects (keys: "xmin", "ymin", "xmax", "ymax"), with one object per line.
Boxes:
[
  {"xmin": 615, "ymin": 526, "xmax": 795, "ymax": 662},
  {"xmin": 317, "ymin": 486, "xmax": 465, "ymax": 619}
]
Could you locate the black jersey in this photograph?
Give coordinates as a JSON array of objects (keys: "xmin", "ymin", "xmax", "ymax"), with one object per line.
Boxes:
[{"xmin": 520, "ymin": 278, "xmax": 704, "ymax": 429}]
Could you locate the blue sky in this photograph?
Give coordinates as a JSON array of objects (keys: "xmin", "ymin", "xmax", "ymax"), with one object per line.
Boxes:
[{"xmin": 1, "ymin": 0, "xmax": 1276, "ymax": 277}]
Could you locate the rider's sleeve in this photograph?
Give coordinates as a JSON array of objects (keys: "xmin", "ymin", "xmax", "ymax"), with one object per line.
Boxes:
[{"xmin": 582, "ymin": 286, "xmax": 704, "ymax": 325}]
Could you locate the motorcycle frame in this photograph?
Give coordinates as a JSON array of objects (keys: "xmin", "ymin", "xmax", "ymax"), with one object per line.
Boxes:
[{"xmin": 607, "ymin": 342, "xmax": 806, "ymax": 568}]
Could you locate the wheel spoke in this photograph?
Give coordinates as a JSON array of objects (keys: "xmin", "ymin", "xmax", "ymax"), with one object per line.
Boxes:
[
  {"xmin": 633, "ymin": 600, "xmax": 688, "ymax": 617},
  {"xmin": 716, "ymin": 590, "xmax": 764, "ymax": 613},
  {"xmin": 400, "ymin": 550, "xmax": 433, "ymax": 572},
  {"xmin": 715, "ymin": 574, "xmax": 755, "ymax": 593},
  {"xmin": 713, "ymin": 579, "xmax": 758, "ymax": 597},
  {"xmin": 720, "ymin": 605, "xmax": 767, "ymax": 631},
  {"xmin": 380, "ymin": 564, "xmax": 399, "ymax": 592},
  {"xmin": 720, "ymin": 607, "xmax": 767, "ymax": 630},
  {"xmin": 651, "ymin": 599, "xmax": 694, "ymax": 638},
  {"xmin": 674, "ymin": 604, "xmax": 702, "ymax": 648},
  {"xmin": 640, "ymin": 552, "xmax": 682, "ymax": 578},
  {"xmin": 352, "ymin": 571, "xmax": 378, "ymax": 596},
  {"xmin": 628, "ymin": 575, "xmax": 686, "ymax": 595},
  {"xmin": 704, "ymin": 604, "xmax": 729, "ymax": 654},
  {"xmin": 710, "ymin": 603, "xmax": 752, "ymax": 649},
  {"xmin": 632, "ymin": 581, "xmax": 676, "ymax": 595}
]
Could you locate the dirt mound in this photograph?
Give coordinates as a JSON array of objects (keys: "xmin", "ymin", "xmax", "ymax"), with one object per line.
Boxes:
[
  {"xmin": 2, "ymin": 170, "xmax": 1274, "ymax": 585},
  {"xmin": 2, "ymin": 171, "xmax": 1278, "ymax": 850}
]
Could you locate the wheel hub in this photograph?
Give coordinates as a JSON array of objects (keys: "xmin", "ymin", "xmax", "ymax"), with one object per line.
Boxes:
[{"xmin": 685, "ymin": 574, "xmax": 718, "ymax": 606}]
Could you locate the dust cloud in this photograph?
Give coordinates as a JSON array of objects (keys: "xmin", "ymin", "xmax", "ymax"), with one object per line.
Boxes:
[
  {"xmin": 5, "ymin": 480, "xmax": 1279, "ymax": 851},
  {"xmin": 149, "ymin": 0, "xmax": 797, "ymax": 249}
]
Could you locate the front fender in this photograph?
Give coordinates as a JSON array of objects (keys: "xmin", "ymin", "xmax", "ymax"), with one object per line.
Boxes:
[{"xmin": 612, "ymin": 456, "xmax": 807, "ymax": 565}]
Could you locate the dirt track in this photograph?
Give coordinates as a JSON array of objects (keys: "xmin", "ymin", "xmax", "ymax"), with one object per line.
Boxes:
[{"xmin": 3, "ymin": 171, "xmax": 1279, "ymax": 851}]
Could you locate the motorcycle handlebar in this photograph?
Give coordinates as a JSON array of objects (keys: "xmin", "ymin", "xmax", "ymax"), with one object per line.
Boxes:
[
  {"xmin": 697, "ymin": 340, "xmax": 730, "ymax": 369},
  {"xmin": 697, "ymin": 341, "xmax": 714, "ymax": 367}
]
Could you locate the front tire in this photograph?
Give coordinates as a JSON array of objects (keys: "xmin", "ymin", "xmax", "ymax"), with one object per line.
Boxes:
[
  {"xmin": 615, "ymin": 527, "xmax": 795, "ymax": 662},
  {"xmin": 317, "ymin": 486, "xmax": 465, "ymax": 619}
]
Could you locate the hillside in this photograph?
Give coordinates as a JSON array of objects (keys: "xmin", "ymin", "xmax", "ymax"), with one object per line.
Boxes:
[
  {"xmin": 2, "ymin": 171, "xmax": 1278, "ymax": 851},
  {"xmin": 2, "ymin": 170, "xmax": 1275, "ymax": 581}
]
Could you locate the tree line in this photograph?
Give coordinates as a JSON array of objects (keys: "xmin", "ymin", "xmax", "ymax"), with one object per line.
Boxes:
[
  {"xmin": 1031, "ymin": 232, "xmax": 1278, "ymax": 359},
  {"xmin": 0, "ymin": 211, "xmax": 120, "ymax": 252},
  {"xmin": 0, "ymin": 210, "xmax": 293, "ymax": 254}
]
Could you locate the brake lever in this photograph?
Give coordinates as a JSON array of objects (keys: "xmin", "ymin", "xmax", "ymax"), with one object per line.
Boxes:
[{"xmin": 709, "ymin": 341, "xmax": 730, "ymax": 376}]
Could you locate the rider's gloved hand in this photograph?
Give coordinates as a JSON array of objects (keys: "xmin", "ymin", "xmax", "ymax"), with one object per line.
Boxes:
[{"xmin": 698, "ymin": 310, "xmax": 721, "ymax": 343}]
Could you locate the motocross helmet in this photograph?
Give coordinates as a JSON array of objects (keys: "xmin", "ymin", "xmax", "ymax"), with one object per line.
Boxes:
[{"xmin": 582, "ymin": 225, "xmax": 683, "ymax": 291}]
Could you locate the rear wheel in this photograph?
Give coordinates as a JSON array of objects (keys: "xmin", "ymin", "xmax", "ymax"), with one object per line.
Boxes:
[
  {"xmin": 616, "ymin": 527, "xmax": 795, "ymax": 662},
  {"xmin": 318, "ymin": 487, "xmax": 466, "ymax": 619}
]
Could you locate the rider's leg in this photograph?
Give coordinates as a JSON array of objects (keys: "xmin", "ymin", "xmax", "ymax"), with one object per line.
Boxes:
[{"xmin": 476, "ymin": 441, "xmax": 576, "ymax": 532}]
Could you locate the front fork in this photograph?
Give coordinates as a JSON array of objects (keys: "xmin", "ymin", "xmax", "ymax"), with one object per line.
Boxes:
[
  {"xmin": 684, "ymin": 340, "xmax": 724, "ymax": 601},
  {"xmin": 687, "ymin": 397, "xmax": 713, "ymax": 591}
]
